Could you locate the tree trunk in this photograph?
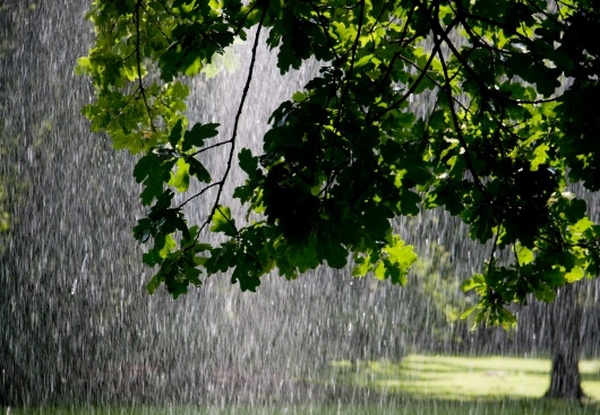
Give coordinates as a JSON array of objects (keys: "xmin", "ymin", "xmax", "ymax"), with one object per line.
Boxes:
[{"xmin": 544, "ymin": 283, "xmax": 584, "ymax": 400}]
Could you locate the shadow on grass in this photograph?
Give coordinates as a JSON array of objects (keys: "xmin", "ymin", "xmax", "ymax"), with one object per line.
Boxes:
[{"xmin": 326, "ymin": 354, "xmax": 600, "ymax": 406}]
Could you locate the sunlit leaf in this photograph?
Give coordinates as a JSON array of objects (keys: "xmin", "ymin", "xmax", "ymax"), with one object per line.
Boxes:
[
  {"xmin": 210, "ymin": 205, "xmax": 237, "ymax": 237},
  {"xmin": 170, "ymin": 158, "xmax": 190, "ymax": 192}
]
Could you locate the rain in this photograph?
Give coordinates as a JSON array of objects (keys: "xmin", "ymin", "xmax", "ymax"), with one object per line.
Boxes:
[{"xmin": 1, "ymin": 1, "xmax": 599, "ymax": 412}]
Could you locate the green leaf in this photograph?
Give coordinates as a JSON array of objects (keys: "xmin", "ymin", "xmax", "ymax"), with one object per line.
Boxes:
[
  {"xmin": 352, "ymin": 256, "xmax": 371, "ymax": 277},
  {"xmin": 515, "ymin": 244, "xmax": 534, "ymax": 265},
  {"xmin": 134, "ymin": 151, "xmax": 176, "ymax": 205},
  {"xmin": 382, "ymin": 236, "xmax": 417, "ymax": 285},
  {"xmin": 146, "ymin": 274, "xmax": 162, "ymax": 295},
  {"xmin": 231, "ymin": 256, "xmax": 262, "ymax": 292},
  {"xmin": 565, "ymin": 198, "xmax": 586, "ymax": 222},
  {"xmin": 205, "ymin": 242, "xmax": 237, "ymax": 273},
  {"xmin": 459, "ymin": 305, "xmax": 479, "ymax": 320},
  {"xmin": 321, "ymin": 242, "xmax": 348, "ymax": 269},
  {"xmin": 170, "ymin": 158, "xmax": 191, "ymax": 192},
  {"xmin": 399, "ymin": 189, "xmax": 421, "ymax": 216},
  {"xmin": 531, "ymin": 144, "xmax": 549, "ymax": 171},
  {"xmin": 169, "ymin": 118, "xmax": 184, "ymax": 148},
  {"xmin": 182, "ymin": 122, "xmax": 220, "ymax": 151},
  {"xmin": 315, "ymin": 236, "xmax": 347, "ymax": 269},
  {"xmin": 210, "ymin": 206, "xmax": 237, "ymax": 237},
  {"xmin": 159, "ymin": 234, "xmax": 177, "ymax": 258},
  {"xmin": 462, "ymin": 274, "xmax": 485, "ymax": 292},
  {"xmin": 238, "ymin": 148, "xmax": 261, "ymax": 179},
  {"xmin": 544, "ymin": 268, "xmax": 566, "ymax": 288},
  {"xmin": 185, "ymin": 156, "xmax": 211, "ymax": 183},
  {"xmin": 233, "ymin": 184, "xmax": 255, "ymax": 204},
  {"xmin": 362, "ymin": 203, "xmax": 392, "ymax": 239},
  {"xmin": 565, "ymin": 266, "xmax": 584, "ymax": 283},
  {"xmin": 571, "ymin": 217, "xmax": 593, "ymax": 234},
  {"xmin": 183, "ymin": 260, "xmax": 202, "ymax": 287}
]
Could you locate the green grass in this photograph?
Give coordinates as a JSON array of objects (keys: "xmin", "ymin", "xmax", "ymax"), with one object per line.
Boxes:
[
  {"xmin": 327, "ymin": 354, "xmax": 600, "ymax": 401},
  {"xmin": 7, "ymin": 355, "xmax": 600, "ymax": 414},
  {"xmin": 7, "ymin": 400, "xmax": 600, "ymax": 415}
]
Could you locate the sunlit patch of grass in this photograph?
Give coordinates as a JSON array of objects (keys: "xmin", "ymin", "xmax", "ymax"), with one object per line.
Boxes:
[
  {"xmin": 581, "ymin": 359, "xmax": 600, "ymax": 399},
  {"xmin": 6, "ymin": 355, "xmax": 600, "ymax": 415},
  {"xmin": 329, "ymin": 354, "xmax": 600, "ymax": 401}
]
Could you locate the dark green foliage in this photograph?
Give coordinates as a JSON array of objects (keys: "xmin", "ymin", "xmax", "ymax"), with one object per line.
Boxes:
[{"xmin": 79, "ymin": 0, "xmax": 600, "ymax": 325}]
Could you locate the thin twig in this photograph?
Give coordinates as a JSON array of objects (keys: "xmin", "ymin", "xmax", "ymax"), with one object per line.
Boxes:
[
  {"xmin": 135, "ymin": 0, "xmax": 156, "ymax": 132},
  {"xmin": 178, "ymin": 182, "xmax": 220, "ymax": 210},
  {"xmin": 323, "ymin": 0, "xmax": 366, "ymax": 196},
  {"xmin": 436, "ymin": 40, "xmax": 491, "ymax": 204},
  {"xmin": 306, "ymin": 0, "xmax": 341, "ymax": 62},
  {"xmin": 371, "ymin": 14, "xmax": 460, "ymax": 124},
  {"xmin": 198, "ymin": 5, "xmax": 268, "ymax": 235},
  {"xmin": 189, "ymin": 139, "xmax": 232, "ymax": 157},
  {"xmin": 375, "ymin": 5, "xmax": 416, "ymax": 94}
]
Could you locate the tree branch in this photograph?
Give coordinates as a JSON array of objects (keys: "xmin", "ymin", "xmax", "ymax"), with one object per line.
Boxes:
[
  {"xmin": 178, "ymin": 182, "xmax": 220, "ymax": 210},
  {"xmin": 198, "ymin": 6, "xmax": 268, "ymax": 234},
  {"xmin": 430, "ymin": 17, "xmax": 493, "ymax": 208},
  {"xmin": 321, "ymin": 0, "xmax": 367, "ymax": 198},
  {"xmin": 134, "ymin": 0, "xmax": 155, "ymax": 132},
  {"xmin": 371, "ymin": 13, "xmax": 461, "ymax": 125},
  {"xmin": 189, "ymin": 139, "xmax": 232, "ymax": 157}
]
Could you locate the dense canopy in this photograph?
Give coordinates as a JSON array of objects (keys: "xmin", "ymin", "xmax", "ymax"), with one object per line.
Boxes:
[{"xmin": 78, "ymin": 0, "xmax": 600, "ymax": 325}]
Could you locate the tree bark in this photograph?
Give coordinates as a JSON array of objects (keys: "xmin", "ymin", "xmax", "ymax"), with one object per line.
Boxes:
[{"xmin": 544, "ymin": 283, "xmax": 584, "ymax": 400}]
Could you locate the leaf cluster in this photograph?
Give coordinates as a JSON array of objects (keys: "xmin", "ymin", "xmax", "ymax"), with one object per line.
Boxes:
[{"xmin": 79, "ymin": 0, "xmax": 600, "ymax": 326}]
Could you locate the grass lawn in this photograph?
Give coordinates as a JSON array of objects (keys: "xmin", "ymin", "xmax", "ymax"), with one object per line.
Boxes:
[
  {"xmin": 6, "ymin": 401, "xmax": 600, "ymax": 415},
  {"xmin": 328, "ymin": 354, "xmax": 600, "ymax": 401},
  {"xmin": 7, "ymin": 354, "xmax": 600, "ymax": 414}
]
